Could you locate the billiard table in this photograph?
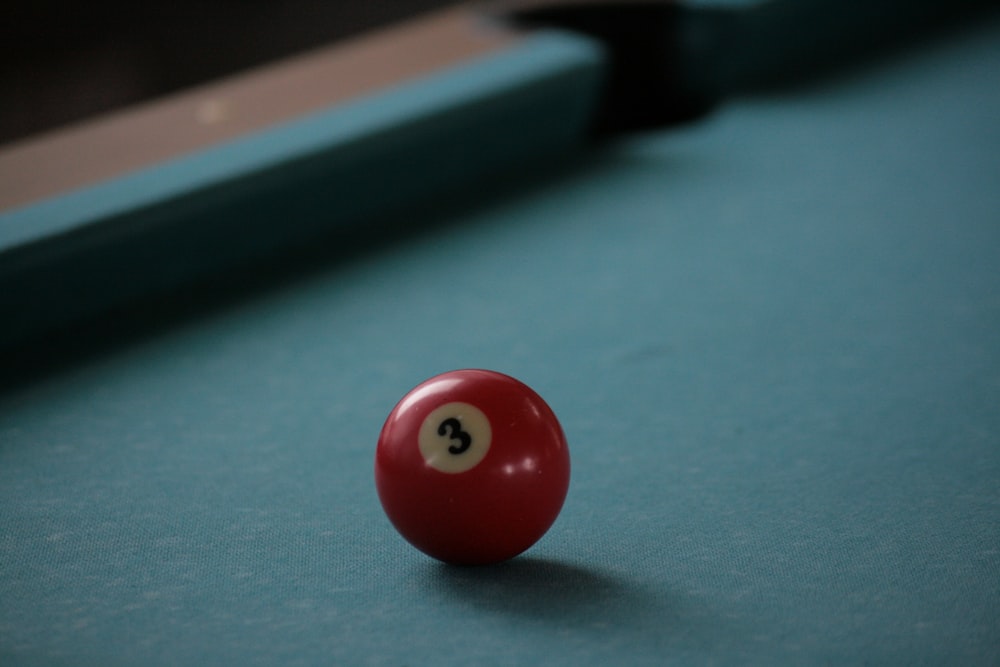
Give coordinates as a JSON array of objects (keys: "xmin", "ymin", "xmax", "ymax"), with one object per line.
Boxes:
[{"xmin": 1, "ymin": 2, "xmax": 998, "ymax": 665}]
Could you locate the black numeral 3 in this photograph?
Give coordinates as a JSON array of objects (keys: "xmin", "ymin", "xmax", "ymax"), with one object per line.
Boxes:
[{"xmin": 438, "ymin": 418, "xmax": 472, "ymax": 455}]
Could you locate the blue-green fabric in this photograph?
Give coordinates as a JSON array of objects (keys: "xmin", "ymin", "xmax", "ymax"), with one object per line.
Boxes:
[{"xmin": 2, "ymin": 17, "xmax": 999, "ymax": 667}]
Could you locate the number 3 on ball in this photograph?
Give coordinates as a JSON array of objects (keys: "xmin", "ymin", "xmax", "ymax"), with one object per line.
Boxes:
[{"xmin": 418, "ymin": 402, "xmax": 491, "ymax": 473}]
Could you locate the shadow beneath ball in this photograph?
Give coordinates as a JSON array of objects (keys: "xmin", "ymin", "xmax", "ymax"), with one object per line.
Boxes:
[
  {"xmin": 417, "ymin": 555, "xmax": 737, "ymax": 652},
  {"xmin": 420, "ymin": 556, "xmax": 673, "ymax": 626}
]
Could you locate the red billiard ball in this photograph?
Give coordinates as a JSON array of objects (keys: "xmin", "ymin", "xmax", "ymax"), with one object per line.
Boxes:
[{"xmin": 375, "ymin": 369, "xmax": 570, "ymax": 565}]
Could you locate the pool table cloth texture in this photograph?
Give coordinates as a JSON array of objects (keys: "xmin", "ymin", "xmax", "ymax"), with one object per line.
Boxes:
[{"xmin": 2, "ymin": 15, "xmax": 1000, "ymax": 667}]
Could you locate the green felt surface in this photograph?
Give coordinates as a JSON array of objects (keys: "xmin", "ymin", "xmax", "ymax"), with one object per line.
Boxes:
[{"xmin": 2, "ymin": 15, "xmax": 1000, "ymax": 667}]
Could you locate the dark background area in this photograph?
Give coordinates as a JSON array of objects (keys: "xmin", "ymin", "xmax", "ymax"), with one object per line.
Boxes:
[
  {"xmin": 0, "ymin": 1, "xmax": 457, "ymax": 145},
  {"xmin": 4, "ymin": 0, "xmax": 997, "ymax": 146}
]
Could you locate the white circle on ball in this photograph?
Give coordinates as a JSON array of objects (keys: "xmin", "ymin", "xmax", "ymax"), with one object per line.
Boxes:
[{"xmin": 418, "ymin": 402, "xmax": 492, "ymax": 474}]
